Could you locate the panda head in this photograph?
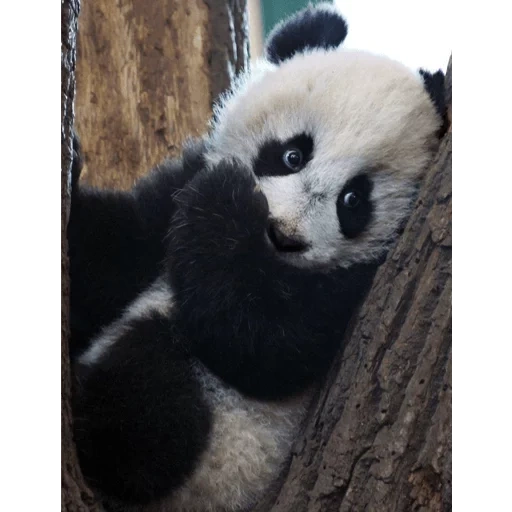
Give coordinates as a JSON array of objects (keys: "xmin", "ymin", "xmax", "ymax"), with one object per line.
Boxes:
[{"xmin": 206, "ymin": 2, "xmax": 446, "ymax": 270}]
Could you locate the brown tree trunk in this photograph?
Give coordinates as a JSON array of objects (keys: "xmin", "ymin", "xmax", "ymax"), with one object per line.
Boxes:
[
  {"xmin": 75, "ymin": 0, "xmax": 248, "ymax": 189},
  {"xmin": 62, "ymin": 1, "xmax": 101, "ymax": 510},
  {"xmin": 267, "ymin": 58, "xmax": 452, "ymax": 512}
]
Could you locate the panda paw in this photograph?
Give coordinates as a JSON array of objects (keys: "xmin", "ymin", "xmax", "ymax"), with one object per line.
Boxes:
[{"xmin": 168, "ymin": 160, "xmax": 270, "ymax": 262}]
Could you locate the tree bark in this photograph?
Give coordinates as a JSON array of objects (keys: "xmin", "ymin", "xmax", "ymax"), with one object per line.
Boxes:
[
  {"xmin": 75, "ymin": 0, "xmax": 248, "ymax": 189},
  {"xmin": 62, "ymin": 0, "xmax": 102, "ymax": 510},
  {"xmin": 267, "ymin": 58, "xmax": 452, "ymax": 512}
]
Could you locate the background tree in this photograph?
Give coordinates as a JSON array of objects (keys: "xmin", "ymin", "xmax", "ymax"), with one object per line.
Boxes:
[
  {"xmin": 61, "ymin": 1, "xmax": 451, "ymax": 509},
  {"xmin": 75, "ymin": 0, "xmax": 248, "ymax": 189}
]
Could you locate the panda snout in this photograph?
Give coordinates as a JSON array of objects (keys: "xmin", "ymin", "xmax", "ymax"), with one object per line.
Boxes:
[{"xmin": 266, "ymin": 219, "xmax": 309, "ymax": 253}]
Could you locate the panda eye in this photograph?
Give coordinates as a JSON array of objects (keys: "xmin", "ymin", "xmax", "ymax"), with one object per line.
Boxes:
[
  {"xmin": 342, "ymin": 191, "xmax": 361, "ymax": 209},
  {"xmin": 282, "ymin": 148, "xmax": 303, "ymax": 170}
]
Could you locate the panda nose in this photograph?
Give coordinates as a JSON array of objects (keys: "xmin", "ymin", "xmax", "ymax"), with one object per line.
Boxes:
[{"xmin": 267, "ymin": 219, "xmax": 309, "ymax": 253}]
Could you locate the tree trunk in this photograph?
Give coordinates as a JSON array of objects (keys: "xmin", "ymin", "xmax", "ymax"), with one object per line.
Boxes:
[
  {"xmin": 267, "ymin": 58, "xmax": 452, "ymax": 512},
  {"xmin": 75, "ymin": 0, "xmax": 248, "ymax": 189},
  {"xmin": 62, "ymin": 0, "xmax": 101, "ymax": 510}
]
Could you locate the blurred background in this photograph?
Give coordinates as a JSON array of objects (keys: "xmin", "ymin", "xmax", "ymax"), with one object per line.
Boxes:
[{"xmin": 248, "ymin": 0, "xmax": 451, "ymax": 71}]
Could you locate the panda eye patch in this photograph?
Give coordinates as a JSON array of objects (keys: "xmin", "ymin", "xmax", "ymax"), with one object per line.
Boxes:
[
  {"xmin": 337, "ymin": 174, "xmax": 374, "ymax": 239},
  {"xmin": 254, "ymin": 133, "xmax": 314, "ymax": 177},
  {"xmin": 283, "ymin": 148, "xmax": 303, "ymax": 170}
]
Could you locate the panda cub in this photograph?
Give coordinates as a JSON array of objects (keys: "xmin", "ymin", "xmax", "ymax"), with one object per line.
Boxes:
[{"xmin": 70, "ymin": 3, "xmax": 445, "ymax": 511}]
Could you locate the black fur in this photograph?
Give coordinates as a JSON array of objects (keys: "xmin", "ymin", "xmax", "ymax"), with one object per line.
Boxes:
[
  {"xmin": 68, "ymin": 137, "xmax": 206, "ymax": 357},
  {"xmin": 265, "ymin": 4, "xmax": 348, "ymax": 64},
  {"xmin": 72, "ymin": 158, "xmax": 378, "ymax": 505},
  {"xmin": 254, "ymin": 133, "xmax": 314, "ymax": 177},
  {"xmin": 167, "ymin": 161, "xmax": 377, "ymax": 399},
  {"xmin": 73, "ymin": 312, "xmax": 211, "ymax": 506},
  {"xmin": 337, "ymin": 174, "xmax": 374, "ymax": 239},
  {"xmin": 419, "ymin": 69, "xmax": 446, "ymax": 121}
]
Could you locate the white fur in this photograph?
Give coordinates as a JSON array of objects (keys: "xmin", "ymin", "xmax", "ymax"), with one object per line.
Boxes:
[
  {"xmin": 206, "ymin": 49, "xmax": 441, "ymax": 269},
  {"xmin": 78, "ymin": 278, "xmax": 174, "ymax": 366},
  {"xmin": 150, "ymin": 363, "xmax": 312, "ymax": 512}
]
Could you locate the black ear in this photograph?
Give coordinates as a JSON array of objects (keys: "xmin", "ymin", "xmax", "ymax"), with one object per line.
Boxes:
[
  {"xmin": 419, "ymin": 69, "xmax": 446, "ymax": 120},
  {"xmin": 265, "ymin": 3, "xmax": 348, "ymax": 65},
  {"xmin": 419, "ymin": 69, "xmax": 448, "ymax": 137}
]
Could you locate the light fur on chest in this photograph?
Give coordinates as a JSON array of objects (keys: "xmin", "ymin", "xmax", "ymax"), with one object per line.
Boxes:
[{"xmin": 162, "ymin": 362, "xmax": 311, "ymax": 512}]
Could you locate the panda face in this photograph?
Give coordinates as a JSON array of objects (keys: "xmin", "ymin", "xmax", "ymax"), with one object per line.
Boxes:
[{"xmin": 205, "ymin": 48, "xmax": 442, "ymax": 270}]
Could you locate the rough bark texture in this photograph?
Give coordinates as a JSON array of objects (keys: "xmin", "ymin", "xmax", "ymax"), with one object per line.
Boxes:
[
  {"xmin": 75, "ymin": 0, "xmax": 248, "ymax": 189},
  {"xmin": 62, "ymin": 0, "xmax": 102, "ymax": 510},
  {"xmin": 267, "ymin": 59, "xmax": 452, "ymax": 512}
]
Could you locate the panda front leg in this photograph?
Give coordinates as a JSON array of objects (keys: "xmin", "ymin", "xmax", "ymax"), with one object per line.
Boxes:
[
  {"xmin": 72, "ymin": 280, "xmax": 211, "ymax": 508},
  {"xmin": 68, "ymin": 136, "xmax": 145, "ymax": 357},
  {"xmin": 68, "ymin": 134, "xmax": 206, "ymax": 358}
]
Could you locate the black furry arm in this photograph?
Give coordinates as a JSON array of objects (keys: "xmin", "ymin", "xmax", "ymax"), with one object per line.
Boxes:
[
  {"xmin": 73, "ymin": 311, "xmax": 211, "ymax": 506},
  {"xmin": 68, "ymin": 137, "xmax": 206, "ymax": 356},
  {"xmin": 167, "ymin": 162, "xmax": 377, "ymax": 399}
]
